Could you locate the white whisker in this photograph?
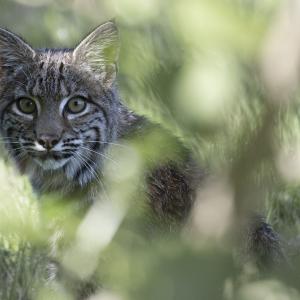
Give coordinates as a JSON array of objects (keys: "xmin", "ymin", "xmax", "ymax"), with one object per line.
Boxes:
[
  {"xmin": 76, "ymin": 151, "xmax": 102, "ymax": 182},
  {"xmin": 85, "ymin": 141, "xmax": 129, "ymax": 149},
  {"xmin": 80, "ymin": 146, "xmax": 119, "ymax": 167},
  {"xmin": 74, "ymin": 152, "xmax": 110, "ymax": 200}
]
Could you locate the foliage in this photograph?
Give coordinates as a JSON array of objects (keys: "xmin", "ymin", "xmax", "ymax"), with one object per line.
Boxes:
[{"xmin": 0, "ymin": 0, "xmax": 300, "ymax": 299}]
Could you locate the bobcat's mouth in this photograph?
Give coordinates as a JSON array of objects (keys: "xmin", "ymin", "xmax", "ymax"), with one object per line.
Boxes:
[
  {"xmin": 34, "ymin": 157, "xmax": 70, "ymax": 170},
  {"xmin": 32, "ymin": 151, "xmax": 73, "ymax": 170}
]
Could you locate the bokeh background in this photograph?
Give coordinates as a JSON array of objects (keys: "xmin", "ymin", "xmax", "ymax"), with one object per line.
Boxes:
[{"xmin": 1, "ymin": 0, "xmax": 300, "ymax": 299}]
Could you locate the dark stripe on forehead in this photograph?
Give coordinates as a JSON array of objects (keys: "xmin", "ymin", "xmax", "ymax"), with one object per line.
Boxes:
[
  {"xmin": 56, "ymin": 62, "xmax": 66, "ymax": 95},
  {"xmin": 59, "ymin": 62, "xmax": 64, "ymax": 74},
  {"xmin": 51, "ymin": 72, "xmax": 57, "ymax": 96},
  {"xmin": 38, "ymin": 76, "xmax": 43, "ymax": 90},
  {"xmin": 43, "ymin": 66, "xmax": 57, "ymax": 97},
  {"xmin": 42, "ymin": 52, "xmax": 51, "ymax": 93},
  {"xmin": 29, "ymin": 76, "xmax": 40, "ymax": 96}
]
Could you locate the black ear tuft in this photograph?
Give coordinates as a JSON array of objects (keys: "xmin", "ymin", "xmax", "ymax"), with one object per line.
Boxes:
[
  {"xmin": 73, "ymin": 21, "xmax": 120, "ymax": 88},
  {"xmin": 0, "ymin": 28, "xmax": 35, "ymax": 71}
]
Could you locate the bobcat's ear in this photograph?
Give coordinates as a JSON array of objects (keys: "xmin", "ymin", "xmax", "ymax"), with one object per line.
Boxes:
[
  {"xmin": 73, "ymin": 21, "xmax": 120, "ymax": 89},
  {"xmin": 0, "ymin": 28, "xmax": 35, "ymax": 71}
]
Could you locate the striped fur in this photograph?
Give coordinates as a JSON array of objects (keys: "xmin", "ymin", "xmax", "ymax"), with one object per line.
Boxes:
[{"xmin": 0, "ymin": 22, "xmax": 138, "ymax": 196}]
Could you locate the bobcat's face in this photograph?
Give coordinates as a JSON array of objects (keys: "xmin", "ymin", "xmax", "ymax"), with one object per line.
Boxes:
[
  {"xmin": 2, "ymin": 55, "xmax": 112, "ymax": 172},
  {"xmin": 0, "ymin": 22, "xmax": 120, "ymax": 187}
]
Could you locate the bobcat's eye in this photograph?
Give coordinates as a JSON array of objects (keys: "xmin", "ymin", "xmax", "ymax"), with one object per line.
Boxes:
[
  {"xmin": 66, "ymin": 97, "xmax": 87, "ymax": 114},
  {"xmin": 17, "ymin": 98, "xmax": 37, "ymax": 114}
]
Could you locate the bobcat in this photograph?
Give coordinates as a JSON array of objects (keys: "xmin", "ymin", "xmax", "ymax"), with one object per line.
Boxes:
[
  {"xmin": 0, "ymin": 21, "xmax": 287, "ymax": 297},
  {"xmin": 0, "ymin": 21, "xmax": 199, "ymax": 221}
]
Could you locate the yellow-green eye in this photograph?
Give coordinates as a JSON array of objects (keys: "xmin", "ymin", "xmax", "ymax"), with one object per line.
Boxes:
[
  {"xmin": 17, "ymin": 98, "xmax": 37, "ymax": 114},
  {"xmin": 67, "ymin": 98, "xmax": 87, "ymax": 114}
]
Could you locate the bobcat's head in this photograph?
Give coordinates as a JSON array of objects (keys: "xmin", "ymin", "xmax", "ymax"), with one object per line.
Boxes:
[{"xmin": 0, "ymin": 22, "xmax": 124, "ymax": 189}]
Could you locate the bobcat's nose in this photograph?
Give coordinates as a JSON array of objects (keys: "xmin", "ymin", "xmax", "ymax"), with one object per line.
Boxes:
[{"xmin": 37, "ymin": 134, "xmax": 60, "ymax": 150}]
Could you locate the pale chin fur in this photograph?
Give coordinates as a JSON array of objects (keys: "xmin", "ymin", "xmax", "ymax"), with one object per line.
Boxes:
[{"xmin": 34, "ymin": 158, "xmax": 70, "ymax": 170}]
